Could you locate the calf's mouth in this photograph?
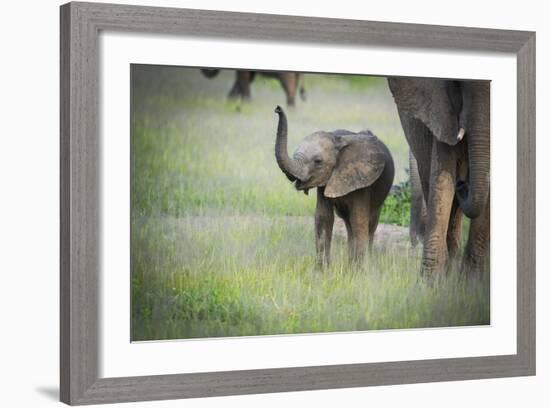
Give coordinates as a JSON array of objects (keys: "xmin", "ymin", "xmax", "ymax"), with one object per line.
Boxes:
[{"xmin": 294, "ymin": 179, "xmax": 311, "ymax": 195}]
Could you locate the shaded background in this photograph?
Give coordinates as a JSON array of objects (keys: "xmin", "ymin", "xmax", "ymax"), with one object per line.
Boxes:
[{"xmin": 131, "ymin": 66, "xmax": 410, "ymax": 218}]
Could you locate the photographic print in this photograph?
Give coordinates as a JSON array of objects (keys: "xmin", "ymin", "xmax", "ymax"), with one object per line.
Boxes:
[{"xmin": 131, "ymin": 65, "xmax": 490, "ymax": 341}]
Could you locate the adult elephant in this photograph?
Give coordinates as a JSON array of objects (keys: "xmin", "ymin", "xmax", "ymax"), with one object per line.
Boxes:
[
  {"xmin": 200, "ymin": 69, "xmax": 306, "ymax": 106},
  {"xmin": 387, "ymin": 78, "xmax": 490, "ymax": 276}
]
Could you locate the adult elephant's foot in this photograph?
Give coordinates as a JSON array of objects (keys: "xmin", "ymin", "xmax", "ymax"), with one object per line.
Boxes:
[
  {"xmin": 461, "ymin": 196, "xmax": 490, "ymax": 277},
  {"xmin": 315, "ymin": 254, "xmax": 330, "ymax": 270},
  {"xmin": 461, "ymin": 230, "xmax": 490, "ymax": 277},
  {"xmin": 420, "ymin": 246, "xmax": 449, "ymax": 277},
  {"xmin": 461, "ymin": 252, "xmax": 487, "ymax": 277},
  {"xmin": 347, "ymin": 245, "xmax": 365, "ymax": 266}
]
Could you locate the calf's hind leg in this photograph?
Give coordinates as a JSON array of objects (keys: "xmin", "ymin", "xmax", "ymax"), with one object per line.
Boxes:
[
  {"xmin": 348, "ymin": 199, "xmax": 371, "ymax": 263},
  {"xmin": 368, "ymin": 206, "xmax": 382, "ymax": 252}
]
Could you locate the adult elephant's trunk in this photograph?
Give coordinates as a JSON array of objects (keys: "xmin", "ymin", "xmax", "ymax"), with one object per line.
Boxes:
[
  {"xmin": 456, "ymin": 82, "xmax": 490, "ymax": 219},
  {"xmin": 274, "ymin": 106, "xmax": 305, "ymax": 181}
]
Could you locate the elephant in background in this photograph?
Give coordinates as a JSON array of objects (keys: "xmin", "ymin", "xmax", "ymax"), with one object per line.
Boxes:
[
  {"xmin": 273, "ymin": 106, "xmax": 394, "ymax": 266},
  {"xmin": 388, "ymin": 78, "xmax": 490, "ymax": 276},
  {"xmin": 201, "ymin": 69, "xmax": 306, "ymax": 106}
]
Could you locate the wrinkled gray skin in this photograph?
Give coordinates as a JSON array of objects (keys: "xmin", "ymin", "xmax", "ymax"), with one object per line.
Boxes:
[
  {"xmin": 274, "ymin": 106, "xmax": 394, "ymax": 266},
  {"xmin": 409, "ymin": 150, "xmax": 427, "ymax": 248},
  {"xmin": 201, "ymin": 69, "xmax": 306, "ymax": 106},
  {"xmin": 388, "ymin": 78, "xmax": 490, "ymax": 276}
]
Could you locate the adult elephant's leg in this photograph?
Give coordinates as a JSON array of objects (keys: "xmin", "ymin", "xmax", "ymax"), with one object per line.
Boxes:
[
  {"xmin": 278, "ymin": 73, "xmax": 297, "ymax": 106},
  {"xmin": 227, "ymin": 76, "xmax": 240, "ymax": 99},
  {"xmin": 315, "ymin": 188, "xmax": 334, "ymax": 267},
  {"xmin": 297, "ymin": 73, "xmax": 306, "ymax": 101},
  {"xmin": 409, "ymin": 149, "xmax": 427, "ymax": 247},
  {"xmin": 238, "ymin": 71, "xmax": 252, "ymax": 99},
  {"xmin": 422, "ymin": 139, "xmax": 457, "ymax": 276},
  {"xmin": 447, "ymin": 151, "xmax": 467, "ymax": 258},
  {"xmin": 462, "ymin": 195, "xmax": 490, "ymax": 275},
  {"xmin": 397, "ymin": 113, "xmax": 432, "ymax": 201},
  {"xmin": 446, "ymin": 198, "xmax": 463, "ymax": 258},
  {"xmin": 229, "ymin": 71, "xmax": 251, "ymax": 100}
]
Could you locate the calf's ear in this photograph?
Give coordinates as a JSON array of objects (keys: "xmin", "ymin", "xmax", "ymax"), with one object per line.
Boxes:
[{"xmin": 324, "ymin": 137, "xmax": 386, "ymax": 198}]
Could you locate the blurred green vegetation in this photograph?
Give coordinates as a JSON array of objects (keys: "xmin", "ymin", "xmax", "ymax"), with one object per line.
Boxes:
[
  {"xmin": 132, "ymin": 66, "xmax": 409, "ymax": 219},
  {"xmin": 380, "ymin": 179, "xmax": 412, "ymax": 227}
]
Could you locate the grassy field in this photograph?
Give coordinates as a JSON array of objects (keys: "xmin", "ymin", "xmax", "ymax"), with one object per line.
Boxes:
[{"xmin": 131, "ymin": 65, "xmax": 489, "ymax": 341}]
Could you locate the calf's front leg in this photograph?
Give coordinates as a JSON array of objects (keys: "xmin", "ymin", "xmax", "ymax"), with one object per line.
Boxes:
[{"xmin": 315, "ymin": 188, "xmax": 334, "ymax": 268}]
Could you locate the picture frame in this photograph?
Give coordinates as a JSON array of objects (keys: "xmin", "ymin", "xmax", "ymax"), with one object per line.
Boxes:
[{"xmin": 60, "ymin": 1, "xmax": 536, "ymax": 405}]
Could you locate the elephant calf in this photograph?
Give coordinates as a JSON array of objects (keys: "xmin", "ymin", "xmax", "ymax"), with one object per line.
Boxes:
[{"xmin": 274, "ymin": 106, "xmax": 395, "ymax": 266}]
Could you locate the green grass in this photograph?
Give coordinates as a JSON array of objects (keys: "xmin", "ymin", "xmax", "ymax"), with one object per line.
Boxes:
[
  {"xmin": 131, "ymin": 215, "xmax": 489, "ymax": 340},
  {"xmin": 131, "ymin": 65, "xmax": 489, "ymax": 341}
]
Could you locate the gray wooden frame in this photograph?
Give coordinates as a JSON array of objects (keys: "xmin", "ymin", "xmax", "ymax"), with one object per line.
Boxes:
[{"xmin": 60, "ymin": 1, "xmax": 536, "ymax": 405}]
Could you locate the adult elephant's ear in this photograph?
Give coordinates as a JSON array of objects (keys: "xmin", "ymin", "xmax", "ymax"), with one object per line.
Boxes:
[
  {"xmin": 388, "ymin": 78, "xmax": 461, "ymax": 146},
  {"xmin": 324, "ymin": 136, "xmax": 386, "ymax": 198}
]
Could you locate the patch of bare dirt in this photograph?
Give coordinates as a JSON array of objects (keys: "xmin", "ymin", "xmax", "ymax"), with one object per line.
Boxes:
[
  {"xmin": 159, "ymin": 214, "xmax": 411, "ymax": 250},
  {"xmin": 331, "ymin": 217, "xmax": 410, "ymax": 249}
]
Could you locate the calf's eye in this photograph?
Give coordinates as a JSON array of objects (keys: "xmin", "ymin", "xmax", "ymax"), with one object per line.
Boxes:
[{"xmin": 314, "ymin": 158, "xmax": 323, "ymax": 165}]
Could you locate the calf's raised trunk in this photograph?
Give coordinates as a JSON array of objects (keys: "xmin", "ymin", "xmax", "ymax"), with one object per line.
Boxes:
[{"xmin": 274, "ymin": 106, "xmax": 306, "ymax": 182}]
